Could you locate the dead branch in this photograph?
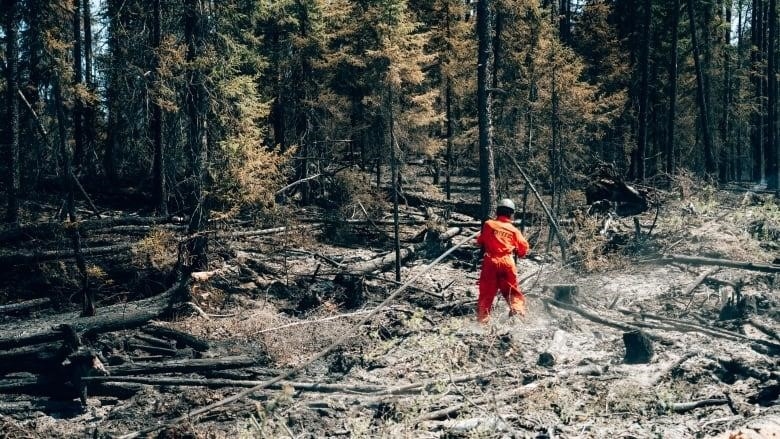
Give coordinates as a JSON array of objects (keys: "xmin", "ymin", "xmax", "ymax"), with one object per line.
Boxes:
[
  {"xmin": 116, "ymin": 230, "xmax": 480, "ymax": 439},
  {"xmin": 652, "ymin": 352, "xmax": 698, "ymax": 386},
  {"xmin": 501, "ymin": 150, "xmax": 568, "ymax": 262},
  {"xmin": 659, "ymin": 254, "xmax": 780, "ymax": 274},
  {"xmin": 415, "ymin": 381, "xmax": 543, "ymax": 422},
  {"xmin": 543, "ymin": 298, "xmax": 674, "ymax": 344},
  {"xmin": 106, "ymin": 356, "xmax": 258, "ymax": 376},
  {"xmin": 347, "ymin": 227, "xmax": 462, "ymax": 275},
  {"xmin": 682, "ymin": 268, "xmax": 720, "ymax": 312},
  {"xmin": 748, "ymin": 318, "xmax": 780, "ymax": 342},
  {"xmin": 659, "ymin": 398, "xmax": 729, "ymax": 413},
  {"xmin": 141, "ymin": 324, "xmax": 210, "ymax": 352},
  {"xmin": 614, "ymin": 308, "xmax": 780, "ymax": 352}
]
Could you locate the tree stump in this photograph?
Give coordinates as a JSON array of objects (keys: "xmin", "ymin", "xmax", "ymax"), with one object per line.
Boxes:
[
  {"xmin": 537, "ymin": 352, "xmax": 556, "ymax": 368},
  {"xmin": 719, "ymin": 295, "xmax": 757, "ymax": 321},
  {"xmin": 549, "ymin": 284, "xmax": 579, "ymax": 304},
  {"xmin": 623, "ymin": 330, "xmax": 654, "ymax": 364}
]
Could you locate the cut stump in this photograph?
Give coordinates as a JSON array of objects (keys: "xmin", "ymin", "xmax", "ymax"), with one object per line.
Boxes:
[{"xmin": 623, "ymin": 330, "xmax": 654, "ymax": 364}]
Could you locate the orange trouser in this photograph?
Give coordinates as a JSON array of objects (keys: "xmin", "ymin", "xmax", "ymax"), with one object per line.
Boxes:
[{"xmin": 477, "ymin": 255, "xmax": 526, "ymax": 323}]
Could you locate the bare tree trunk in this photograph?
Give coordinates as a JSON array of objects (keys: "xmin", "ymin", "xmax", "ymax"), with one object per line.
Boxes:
[
  {"xmin": 389, "ymin": 87, "xmax": 401, "ymax": 283},
  {"xmin": 82, "ymin": 0, "xmax": 97, "ymax": 177},
  {"xmin": 735, "ymin": 0, "xmax": 746, "ymax": 180},
  {"xmin": 53, "ymin": 78, "xmax": 93, "ymax": 316},
  {"xmin": 184, "ymin": 0, "xmax": 210, "ymax": 273},
  {"xmin": 104, "ymin": 0, "xmax": 121, "ymax": 184},
  {"xmin": 477, "ymin": 0, "xmax": 496, "ymax": 220},
  {"xmin": 634, "ymin": 0, "xmax": 652, "ymax": 182},
  {"xmin": 72, "ymin": 0, "xmax": 85, "ymax": 171},
  {"xmin": 767, "ymin": 0, "xmax": 779, "ymax": 189},
  {"xmin": 687, "ymin": 0, "xmax": 718, "ymax": 177},
  {"xmin": 720, "ymin": 1, "xmax": 733, "ymax": 182},
  {"xmin": 445, "ymin": 81, "xmax": 453, "ymax": 200},
  {"xmin": 752, "ymin": 0, "xmax": 766, "ymax": 182},
  {"xmin": 666, "ymin": 0, "xmax": 680, "ymax": 176},
  {"xmin": 151, "ymin": 0, "xmax": 167, "ymax": 215},
  {"xmin": 4, "ymin": 0, "xmax": 20, "ymax": 223}
]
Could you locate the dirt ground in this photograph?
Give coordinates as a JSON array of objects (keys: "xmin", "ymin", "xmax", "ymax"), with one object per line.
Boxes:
[{"xmin": 1, "ymin": 173, "xmax": 779, "ymax": 439}]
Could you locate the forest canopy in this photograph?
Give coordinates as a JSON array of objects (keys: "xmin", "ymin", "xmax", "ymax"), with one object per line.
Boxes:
[{"xmin": 1, "ymin": 0, "xmax": 779, "ymax": 225}]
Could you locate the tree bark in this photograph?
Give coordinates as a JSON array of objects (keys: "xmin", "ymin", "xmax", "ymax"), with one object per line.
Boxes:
[
  {"xmin": 767, "ymin": 0, "xmax": 779, "ymax": 189},
  {"xmin": 720, "ymin": 2, "xmax": 733, "ymax": 182},
  {"xmin": 184, "ymin": 0, "xmax": 210, "ymax": 272},
  {"xmin": 477, "ymin": 0, "xmax": 496, "ymax": 221},
  {"xmin": 106, "ymin": 356, "xmax": 257, "ymax": 376},
  {"xmin": 82, "ymin": 0, "xmax": 97, "ymax": 177},
  {"xmin": 623, "ymin": 330, "xmax": 654, "ymax": 364},
  {"xmin": 3, "ymin": 0, "xmax": 20, "ymax": 223},
  {"xmin": 667, "ymin": 0, "xmax": 680, "ymax": 176},
  {"xmin": 634, "ymin": 0, "xmax": 652, "ymax": 182},
  {"xmin": 151, "ymin": 0, "xmax": 167, "ymax": 215},
  {"xmin": 752, "ymin": 0, "xmax": 766, "ymax": 182},
  {"xmin": 687, "ymin": 0, "xmax": 718, "ymax": 177},
  {"xmin": 72, "ymin": 0, "xmax": 85, "ymax": 170},
  {"xmin": 104, "ymin": 0, "xmax": 121, "ymax": 183},
  {"xmin": 0, "ymin": 282, "xmax": 187, "ymax": 350}
]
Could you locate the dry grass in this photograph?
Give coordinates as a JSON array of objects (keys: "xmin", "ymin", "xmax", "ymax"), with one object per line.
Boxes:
[{"xmin": 133, "ymin": 228, "xmax": 178, "ymax": 269}]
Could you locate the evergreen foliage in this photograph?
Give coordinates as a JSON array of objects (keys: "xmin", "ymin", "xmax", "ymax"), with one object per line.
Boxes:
[{"xmin": 2, "ymin": 0, "xmax": 780, "ymax": 223}]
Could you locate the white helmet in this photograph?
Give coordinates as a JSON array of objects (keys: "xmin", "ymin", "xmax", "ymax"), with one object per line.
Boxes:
[{"xmin": 497, "ymin": 198, "xmax": 515, "ymax": 211}]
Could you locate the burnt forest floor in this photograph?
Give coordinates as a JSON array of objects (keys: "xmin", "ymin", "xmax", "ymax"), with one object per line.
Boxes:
[{"xmin": 0, "ymin": 169, "xmax": 779, "ymax": 439}]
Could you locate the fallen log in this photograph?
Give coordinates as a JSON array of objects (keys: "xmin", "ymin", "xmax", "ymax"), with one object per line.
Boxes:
[
  {"xmin": 0, "ymin": 343, "xmax": 62, "ymax": 375},
  {"xmin": 107, "ymin": 356, "xmax": 257, "ymax": 376},
  {"xmin": 0, "ymin": 216, "xmax": 172, "ymax": 245},
  {"xmin": 748, "ymin": 318, "xmax": 780, "ymax": 342},
  {"xmin": 543, "ymin": 298, "xmax": 674, "ymax": 344},
  {"xmin": 216, "ymin": 223, "xmax": 322, "ymax": 239},
  {"xmin": 415, "ymin": 381, "xmax": 542, "ymax": 422},
  {"xmin": 83, "ymin": 376, "xmax": 388, "ymax": 393},
  {"xmin": 0, "ymin": 298, "xmax": 51, "ymax": 314},
  {"xmin": 0, "ymin": 282, "xmax": 188, "ymax": 350},
  {"xmin": 116, "ymin": 230, "xmax": 481, "ymax": 439},
  {"xmin": 347, "ymin": 227, "xmax": 462, "ymax": 275},
  {"xmin": 0, "ymin": 243, "xmax": 133, "ymax": 267},
  {"xmin": 659, "ymin": 254, "xmax": 780, "ymax": 274},
  {"xmin": 615, "ymin": 308, "xmax": 780, "ymax": 353}
]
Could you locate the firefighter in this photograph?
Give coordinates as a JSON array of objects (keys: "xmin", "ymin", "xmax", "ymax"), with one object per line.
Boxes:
[{"xmin": 475, "ymin": 198, "xmax": 530, "ymax": 323}]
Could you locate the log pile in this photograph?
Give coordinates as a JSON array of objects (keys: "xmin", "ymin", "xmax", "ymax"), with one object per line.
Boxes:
[{"xmin": 0, "ymin": 207, "xmax": 475, "ymax": 414}]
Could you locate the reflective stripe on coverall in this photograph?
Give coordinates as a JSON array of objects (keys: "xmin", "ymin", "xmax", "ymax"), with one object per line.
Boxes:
[{"xmin": 476, "ymin": 215, "xmax": 530, "ymax": 323}]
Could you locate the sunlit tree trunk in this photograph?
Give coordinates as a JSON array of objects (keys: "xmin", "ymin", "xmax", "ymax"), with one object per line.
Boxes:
[{"xmin": 477, "ymin": 0, "xmax": 496, "ymax": 220}]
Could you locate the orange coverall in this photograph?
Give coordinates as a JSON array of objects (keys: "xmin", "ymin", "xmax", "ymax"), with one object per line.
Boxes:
[{"xmin": 476, "ymin": 215, "xmax": 530, "ymax": 323}]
